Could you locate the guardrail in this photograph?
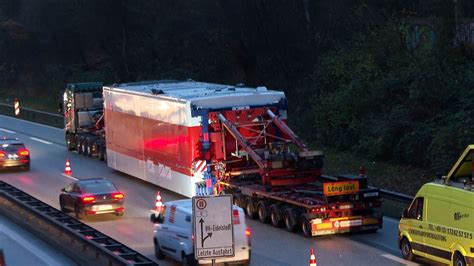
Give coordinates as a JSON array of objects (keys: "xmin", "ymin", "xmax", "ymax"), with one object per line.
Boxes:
[
  {"xmin": 0, "ymin": 103, "xmax": 63, "ymax": 128},
  {"xmin": 0, "ymin": 181, "xmax": 157, "ymax": 265},
  {"xmin": 0, "ymin": 105, "xmax": 414, "ymax": 217}
]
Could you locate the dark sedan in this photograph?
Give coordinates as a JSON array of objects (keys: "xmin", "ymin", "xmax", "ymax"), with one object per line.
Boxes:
[
  {"xmin": 0, "ymin": 137, "xmax": 30, "ymax": 171},
  {"xmin": 59, "ymin": 178, "xmax": 125, "ymax": 219}
]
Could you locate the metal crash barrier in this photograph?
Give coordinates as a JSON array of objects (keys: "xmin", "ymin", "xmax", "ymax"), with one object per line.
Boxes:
[{"xmin": 0, "ymin": 181, "xmax": 157, "ymax": 265}]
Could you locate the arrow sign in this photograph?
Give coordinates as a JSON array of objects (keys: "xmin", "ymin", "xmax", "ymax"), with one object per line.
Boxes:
[{"xmin": 193, "ymin": 195, "xmax": 234, "ymax": 260}]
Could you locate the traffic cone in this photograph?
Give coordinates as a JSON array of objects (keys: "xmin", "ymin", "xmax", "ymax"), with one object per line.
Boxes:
[
  {"xmin": 152, "ymin": 191, "xmax": 163, "ymax": 213},
  {"xmin": 64, "ymin": 159, "xmax": 72, "ymax": 175},
  {"xmin": 309, "ymin": 248, "xmax": 317, "ymax": 266}
]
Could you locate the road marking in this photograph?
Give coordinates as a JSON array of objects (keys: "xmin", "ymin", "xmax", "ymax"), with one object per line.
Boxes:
[
  {"xmin": 61, "ymin": 173, "xmax": 78, "ymax": 181},
  {"xmin": 30, "ymin": 137, "xmax": 52, "ymax": 145},
  {"xmin": 0, "ymin": 128, "xmax": 16, "ymax": 134},
  {"xmin": 0, "ymin": 223, "xmax": 64, "ymax": 266},
  {"xmin": 381, "ymin": 254, "xmax": 420, "ymax": 265}
]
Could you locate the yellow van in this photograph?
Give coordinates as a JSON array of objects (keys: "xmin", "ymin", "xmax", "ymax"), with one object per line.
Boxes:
[{"xmin": 398, "ymin": 145, "xmax": 474, "ymax": 266}]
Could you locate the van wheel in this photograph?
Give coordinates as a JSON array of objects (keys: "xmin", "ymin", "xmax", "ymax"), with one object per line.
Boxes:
[
  {"xmin": 154, "ymin": 239, "xmax": 165, "ymax": 259},
  {"xmin": 400, "ymin": 238, "xmax": 415, "ymax": 261},
  {"xmin": 182, "ymin": 253, "xmax": 197, "ymax": 266},
  {"xmin": 454, "ymin": 252, "xmax": 466, "ymax": 266},
  {"xmin": 270, "ymin": 204, "xmax": 283, "ymax": 227}
]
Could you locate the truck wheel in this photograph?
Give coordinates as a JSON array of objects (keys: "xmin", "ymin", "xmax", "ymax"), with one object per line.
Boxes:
[
  {"xmin": 66, "ymin": 133, "xmax": 75, "ymax": 151},
  {"xmin": 103, "ymin": 148, "xmax": 107, "ymax": 162},
  {"xmin": 400, "ymin": 238, "xmax": 415, "ymax": 261},
  {"xmin": 284, "ymin": 208, "xmax": 298, "ymax": 232},
  {"xmin": 154, "ymin": 238, "xmax": 165, "ymax": 259},
  {"xmin": 301, "ymin": 214, "xmax": 312, "ymax": 238},
  {"xmin": 76, "ymin": 137, "xmax": 82, "ymax": 154},
  {"xmin": 82, "ymin": 140, "xmax": 89, "ymax": 156},
  {"xmin": 453, "ymin": 252, "xmax": 466, "ymax": 266},
  {"xmin": 257, "ymin": 201, "xmax": 270, "ymax": 223},
  {"xmin": 270, "ymin": 204, "xmax": 283, "ymax": 227},
  {"xmin": 86, "ymin": 142, "xmax": 93, "ymax": 157},
  {"xmin": 245, "ymin": 198, "xmax": 257, "ymax": 219}
]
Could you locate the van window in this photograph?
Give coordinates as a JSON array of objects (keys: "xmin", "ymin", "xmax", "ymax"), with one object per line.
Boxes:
[{"xmin": 407, "ymin": 197, "xmax": 424, "ymax": 220}]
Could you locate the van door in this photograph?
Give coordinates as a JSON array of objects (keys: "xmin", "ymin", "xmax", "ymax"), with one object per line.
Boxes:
[
  {"xmin": 166, "ymin": 209, "xmax": 193, "ymax": 260},
  {"xmin": 404, "ymin": 197, "xmax": 427, "ymax": 256}
]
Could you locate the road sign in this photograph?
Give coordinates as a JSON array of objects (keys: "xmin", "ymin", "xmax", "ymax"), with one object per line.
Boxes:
[{"xmin": 192, "ymin": 195, "xmax": 234, "ymax": 260}]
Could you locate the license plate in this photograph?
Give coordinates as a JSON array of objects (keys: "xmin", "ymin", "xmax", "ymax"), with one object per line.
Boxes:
[
  {"xmin": 8, "ymin": 154, "xmax": 18, "ymax": 160},
  {"xmin": 97, "ymin": 205, "xmax": 113, "ymax": 211}
]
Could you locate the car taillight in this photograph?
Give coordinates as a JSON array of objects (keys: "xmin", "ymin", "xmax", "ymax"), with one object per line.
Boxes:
[
  {"xmin": 113, "ymin": 193, "xmax": 124, "ymax": 199},
  {"xmin": 245, "ymin": 227, "xmax": 251, "ymax": 237},
  {"xmin": 82, "ymin": 196, "xmax": 96, "ymax": 203},
  {"xmin": 0, "ymin": 151, "xmax": 5, "ymax": 157},
  {"xmin": 233, "ymin": 209, "xmax": 240, "ymax": 224},
  {"xmin": 18, "ymin": 149, "xmax": 29, "ymax": 156}
]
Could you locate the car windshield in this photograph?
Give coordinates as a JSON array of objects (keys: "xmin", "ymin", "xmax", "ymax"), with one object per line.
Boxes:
[
  {"xmin": 0, "ymin": 143, "xmax": 24, "ymax": 152},
  {"xmin": 82, "ymin": 181, "xmax": 117, "ymax": 194}
]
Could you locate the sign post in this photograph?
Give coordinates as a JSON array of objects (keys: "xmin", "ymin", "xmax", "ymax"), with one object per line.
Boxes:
[{"xmin": 192, "ymin": 195, "xmax": 234, "ymax": 263}]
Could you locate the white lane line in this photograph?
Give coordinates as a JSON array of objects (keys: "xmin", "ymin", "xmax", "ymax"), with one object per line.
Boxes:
[
  {"xmin": 381, "ymin": 254, "xmax": 420, "ymax": 265},
  {"xmin": 61, "ymin": 173, "xmax": 78, "ymax": 181},
  {"xmin": 0, "ymin": 128, "xmax": 16, "ymax": 133},
  {"xmin": 30, "ymin": 137, "xmax": 52, "ymax": 145},
  {"xmin": 0, "ymin": 223, "xmax": 63, "ymax": 266}
]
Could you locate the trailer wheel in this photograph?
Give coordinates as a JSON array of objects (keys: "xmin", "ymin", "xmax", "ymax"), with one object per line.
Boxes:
[
  {"xmin": 270, "ymin": 204, "xmax": 283, "ymax": 227},
  {"xmin": 257, "ymin": 201, "xmax": 270, "ymax": 223},
  {"xmin": 103, "ymin": 148, "xmax": 107, "ymax": 162},
  {"xmin": 301, "ymin": 214, "xmax": 312, "ymax": 238},
  {"xmin": 233, "ymin": 194, "xmax": 246, "ymax": 210},
  {"xmin": 284, "ymin": 208, "xmax": 299, "ymax": 232},
  {"xmin": 82, "ymin": 140, "xmax": 89, "ymax": 156},
  {"xmin": 245, "ymin": 198, "xmax": 257, "ymax": 219}
]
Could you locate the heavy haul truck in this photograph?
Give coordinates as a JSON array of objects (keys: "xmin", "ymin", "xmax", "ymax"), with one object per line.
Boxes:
[{"xmin": 61, "ymin": 80, "xmax": 383, "ymax": 237}]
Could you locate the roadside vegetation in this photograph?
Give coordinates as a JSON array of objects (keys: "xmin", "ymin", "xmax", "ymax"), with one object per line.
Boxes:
[{"xmin": 1, "ymin": 1, "xmax": 473, "ymax": 195}]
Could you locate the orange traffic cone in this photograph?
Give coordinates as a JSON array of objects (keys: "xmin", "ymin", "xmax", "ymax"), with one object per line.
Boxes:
[
  {"xmin": 309, "ymin": 248, "xmax": 317, "ymax": 266},
  {"xmin": 64, "ymin": 159, "xmax": 72, "ymax": 175},
  {"xmin": 152, "ymin": 191, "xmax": 163, "ymax": 213}
]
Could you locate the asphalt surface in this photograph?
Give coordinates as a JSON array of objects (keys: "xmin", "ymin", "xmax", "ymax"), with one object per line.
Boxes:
[{"xmin": 0, "ymin": 115, "xmax": 440, "ymax": 265}]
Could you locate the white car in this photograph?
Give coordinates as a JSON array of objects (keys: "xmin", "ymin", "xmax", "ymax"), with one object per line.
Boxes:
[{"xmin": 150, "ymin": 199, "xmax": 251, "ymax": 266}]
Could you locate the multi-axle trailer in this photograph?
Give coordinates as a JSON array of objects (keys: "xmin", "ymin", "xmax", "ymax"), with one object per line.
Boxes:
[{"xmin": 61, "ymin": 80, "xmax": 382, "ymax": 237}]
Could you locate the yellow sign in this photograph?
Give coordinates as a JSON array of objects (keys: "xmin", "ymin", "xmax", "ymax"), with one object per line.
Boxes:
[{"xmin": 323, "ymin": 181, "xmax": 359, "ymax": 196}]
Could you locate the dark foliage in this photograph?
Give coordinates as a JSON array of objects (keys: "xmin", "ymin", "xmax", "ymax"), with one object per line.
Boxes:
[{"xmin": 0, "ymin": 0, "xmax": 473, "ymax": 175}]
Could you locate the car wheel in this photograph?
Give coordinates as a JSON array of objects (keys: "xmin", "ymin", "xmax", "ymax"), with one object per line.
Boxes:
[
  {"xmin": 400, "ymin": 238, "xmax": 415, "ymax": 261},
  {"xmin": 116, "ymin": 212, "xmax": 124, "ymax": 217},
  {"xmin": 23, "ymin": 163, "xmax": 30, "ymax": 171},
  {"xmin": 74, "ymin": 204, "xmax": 83, "ymax": 220},
  {"xmin": 454, "ymin": 252, "xmax": 466, "ymax": 266},
  {"xmin": 182, "ymin": 253, "xmax": 196, "ymax": 266},
  {"xmin": 154, "ymin": 238, "xmax": 165, "ymax": 259},
  {"xmin": 59, "ymin": 198, "xmax": 66, "ymax": 212}
]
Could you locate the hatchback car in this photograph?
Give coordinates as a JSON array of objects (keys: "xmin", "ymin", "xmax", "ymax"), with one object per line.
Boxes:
[
  {"xmin": 0, "ymin": 137, "xmax": 30, "ymax": 171},
  {"xmin": 59, "ymin": 178, "xmax": 125, "ymax": 219}
]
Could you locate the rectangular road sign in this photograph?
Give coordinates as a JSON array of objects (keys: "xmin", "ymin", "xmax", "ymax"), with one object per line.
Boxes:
[{"xmin": 192, "ymin": 195, "xmax": 234, "ymax": 260}]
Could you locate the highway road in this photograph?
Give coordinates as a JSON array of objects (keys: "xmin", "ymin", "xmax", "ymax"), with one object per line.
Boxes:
[{"xmin": 0, "ymin": 115, "xmax": 438, "ymax": 266}]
